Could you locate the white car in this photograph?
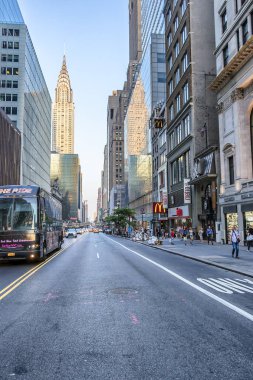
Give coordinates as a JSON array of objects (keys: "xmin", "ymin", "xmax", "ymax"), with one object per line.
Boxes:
[{"xmin": 65, "ymin": 228, "xmax": 77, "ymax": 238}]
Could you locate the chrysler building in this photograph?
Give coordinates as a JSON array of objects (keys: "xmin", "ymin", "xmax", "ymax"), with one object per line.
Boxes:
[{"xmin": 52, "ymin": 55, "xmax": 74, "ymax": 153}]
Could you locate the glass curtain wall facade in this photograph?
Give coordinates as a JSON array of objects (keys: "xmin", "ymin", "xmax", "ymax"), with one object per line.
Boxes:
[
  {"xmin": 0, "ymin": 108, "xmax": 21, "ymax": 185},
  {"xmin": 0, "ymin": 0, "xmax": 51, "ymax": 191},
  {"xmin": 125, "ymin": 0, "xmax": 165, "ymax": 224},
  {"xmin": 50, "ymin": 153, "xmax": 81, "ymax": 221}
]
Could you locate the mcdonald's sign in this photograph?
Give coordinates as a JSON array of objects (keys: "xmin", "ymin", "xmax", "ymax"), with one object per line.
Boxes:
[
  {"xmin": 153, "ymin": 202, "xmax": 167, "ymax": 214},
  {"xmin": 154, "ymin": 117, "xmax": 164, "ymax": 129}
]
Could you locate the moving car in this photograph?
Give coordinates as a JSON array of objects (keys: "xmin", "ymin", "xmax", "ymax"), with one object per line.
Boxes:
[{"xmin": 65, "ymin": 228, "xmax": 77, "ymax": 238}]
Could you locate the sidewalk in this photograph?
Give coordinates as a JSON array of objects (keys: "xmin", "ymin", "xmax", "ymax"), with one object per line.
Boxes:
[{"xmin": 137, "ymin": 238, "xmax": 253, "ymax": 278}]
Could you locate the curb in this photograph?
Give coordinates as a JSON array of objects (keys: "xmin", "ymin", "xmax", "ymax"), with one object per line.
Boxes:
[{"xmin": 134, "ymin": 240, "xmax": 253, "ymax": 279}]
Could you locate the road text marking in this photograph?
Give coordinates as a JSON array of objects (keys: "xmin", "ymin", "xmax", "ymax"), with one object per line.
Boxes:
[{"xmin": 109, "ymin": 238, "xmax": 253, "ymax": 322}]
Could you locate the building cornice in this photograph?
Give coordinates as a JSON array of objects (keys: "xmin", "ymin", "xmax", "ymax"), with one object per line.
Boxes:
[{"xmin": 210, "ymin": 36, "xmax": 253, "ymax": 92}]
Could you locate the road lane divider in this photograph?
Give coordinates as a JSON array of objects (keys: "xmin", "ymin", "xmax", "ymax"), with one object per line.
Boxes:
[
  {"xmin": 109, "ymin": 238, "xmax": 253, "ymax": 322},
  {"xmin": 0, "ymin": 236, "xmax": 83, "ymax": 301}
]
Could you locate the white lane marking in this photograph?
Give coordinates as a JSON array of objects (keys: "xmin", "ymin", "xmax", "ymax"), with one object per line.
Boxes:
[
  {"xmin": 108, "ymin": 238, "xmax": 253, "ymax": 322},
  {"xmin": 97, "ymin": 253, "xmax": 100, "ymax": 259},
  {"xmin": 197, "ymin": 278, "xmax": 253, "ymax": 294}
]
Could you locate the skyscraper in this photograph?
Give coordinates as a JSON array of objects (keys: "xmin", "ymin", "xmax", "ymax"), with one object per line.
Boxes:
[
  {"xmin": 52, "ymin": 55, "xmax": 74, "ymax": 154},
  {"xmin": 0, "ymin": 0, "xmax": 52, "ymax": 191}
]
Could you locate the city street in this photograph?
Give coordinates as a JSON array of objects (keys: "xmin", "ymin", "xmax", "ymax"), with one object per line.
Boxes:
[{"xmin": 0, "ymin": 233, "xmax": 253, "ymax": 379}]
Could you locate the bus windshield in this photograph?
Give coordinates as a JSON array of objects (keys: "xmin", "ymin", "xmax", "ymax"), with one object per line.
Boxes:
[{"xmin": 0, "ymin": 197, "xmax": 38, "ymax": 231}]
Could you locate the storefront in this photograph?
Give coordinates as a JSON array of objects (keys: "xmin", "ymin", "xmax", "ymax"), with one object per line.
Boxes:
[
  {"xmin": 168, "ymin": 206, "xmax": 192, "ymax": 233},
  {"xmin": 225, "ymin": 210, "xmax": 238, "ymax": 243},
  {"xmin": 242, "ymin": 204, "xmax": 253, "ymax": 240}
]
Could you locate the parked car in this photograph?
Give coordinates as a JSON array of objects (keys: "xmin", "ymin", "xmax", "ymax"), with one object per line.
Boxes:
[
  {"xmin": 76, "ymin": 228, "xmax": 83, "ymax": 235},
  {"xmin": 65, "ymin": 228, "xmax": 77, "ymax": 238}
]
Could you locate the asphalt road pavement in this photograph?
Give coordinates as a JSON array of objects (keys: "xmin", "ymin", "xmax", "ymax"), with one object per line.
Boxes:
[{"xmin": 0, "ymin": 232, "xmax": 253, "ymax": 380}]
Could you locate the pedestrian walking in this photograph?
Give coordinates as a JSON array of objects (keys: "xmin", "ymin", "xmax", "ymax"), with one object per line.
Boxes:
[
  {"xmin": 183, "ymin": 228, "xmax": 188, "ymax": 246},
  {"xmin": 170, "ymin": 229, "xmax": 175, "ymax": 245},
  {"xmin": 231, "ymin": 226, "xmax": 240, "ymax": 258},
  {"xmin": 206, "ymin": 226, "xmax": 214, "ymax": 245},
  {"xmin": 189, "ymin": 228, "xmax": 194, "ymax": 245},
  {"xmin": 246, "ymin": 227, "xmax": 253, "ymax": 251},
  {"xmin": 198, "ymin": 227, "xmax": 204, "ymax": 243}
]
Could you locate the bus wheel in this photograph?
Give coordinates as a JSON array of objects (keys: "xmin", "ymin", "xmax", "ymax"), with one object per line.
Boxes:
[
  {"xmin": 41, "ymin": 244, "xmax": 47, "ymax": 260},
  {"xmin": 58, "ymin": 239, "xmax": 62, "ymax": 250}
]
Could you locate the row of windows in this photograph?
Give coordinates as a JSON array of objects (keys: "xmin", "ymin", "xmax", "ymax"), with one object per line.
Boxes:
[
  {"xmin": 222, "ymin": 12, "xmax": 253, "ymax": 67},
  {"xmin": 2, "ymin": 41, "xmax": 19, "ymax": 49},
  {"xmin": 169, "ymin": 114, "xmax": 191, "ymax": 151},
  {"xmin": 1, "ymin": 106, "xmax": 17, "ymax": 115},
  {"xmin": 2, "ymin": 28, "xmax": 20, "ymax": 37},
  {"xmin": 169, "ymin": 82, "xmax": 189, "ymax": 121},
  {"xmin": 1, "ymin": 54, "xmax": 19, "ymax": 62},
  {"xmin": 171, "ymin": 151, "xmax": 190, "ymax": 185},
  {"xmin": 167, "ymin": 23, "xmax": 188, "ymax": 52},
  {"xmin": 0, "ymin": 80, "xmax": 18, "ymax": 88},
  {"xmin": 168, "ymin": 53, "xmax": 189, "ymax": 94},
  {"xmin": 1, "ymin": 67, "xmax": 19, "ymax": 75},
  {"xmin": 167, "ymin": 0, "xmax": 187, "ymax": 27},
  {"xmin": 0, "ymin": 93, "xmax": 18, "ymax": 101}
]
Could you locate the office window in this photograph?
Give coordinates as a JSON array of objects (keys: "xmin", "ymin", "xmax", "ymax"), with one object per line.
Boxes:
[
  {"xmin": 12, "ymin": 94, "xmax": 18, "ymax": 101},
  {"xmin": 13, "ymin": 81, "xmax": 18, "ymax": 88},
  {"xmin": 236, "ymin": 30, "xmax": 240, "ymax": 51},
  {"xmin": 6, "ymin": 107, "xmax": 11, "ymax": 115},
  {"xmin": 181, "ymin": 0, "xmax": 187, "ymax": 15},
  {"xmin": 13, "ymin": 55, "xmax": 19, "ymax": 62},
  {"xmin": 175, "ymin": 66, "xmax": 180, "ymax": 84},
  {"xmin": 8, "ymin": 29, "xmax": 13, "ymax": 36},
  {"xmin": 235, "ymin": 0, "xmax": 238, "ymax": 13},
  {"xmin": 221, "ymin": 9, "xmax": 227, "ymax": 33},
  {"xmin": 223, "ymin": 44, "xmax": 229, "ymax": 66},
  {"xmin": 183, "ymin": 82, "xmax": 189, "ymax": 103},
  {"xmin": 0, "ymin": 80, "xmax": 6, "ymax": 88},
  {"xmin": 167, "ymin": 8, "xmax": 172, "ymax": 23},
  {"xmin": 8, "ymin": 42, "xmax": 13, "ymax": 49},
  {"xmin": 167, "ymin": 31, "xmax": 172, "ymax": 46},
  {"xmin": 168, "ymin": 79, "xmax": 174, "ymax": 95},
  {"xmin": 12, "ymin": 107, "xmax": 17, "ymax": 115},
  {"xmin": 242, "ymin": 19, "xmax": 249, "ymax": 44},
  {"xmin": 14, "ymin": 29, "xmax": 19, "ymax": 36},
  {"xmin": 176, "ymin": 94, "xmax": 181, "ymax": 113},
  {"xmin": 181, "ymin": 24, "xmax": 187, "ymax": 44},
  {"xmin": 0, "ymin": 93, "xmax": 5, "ymax": 101},
  {"xmin": 174, "ymin": 41, "xmax": 180, "ymax": 58},
  {"xmin": 169, "ymin": 132, "xmax": 175, "ymax": 151},
  {"xmin": 7, "ymin": 54, "xmax": 12, "ymax": 62},
  {"xmin": 172, "ymin": 161, "xmax": 178, "ymax": 184},
  {"xmin": 1, "ymin": 54, "xmax": 6, "ymax": 62},
  {"xmin": 13, "ymin": 68, "xmax": 18, "ymax": 75},
  {"xmin": 158, "ymin": 72, "xmax": 166, "ymax": 83},
  {"xmin": 174, "ymin": 16, "xmax": 179, "ymax": 33},
  {"xmin": 1, "ymin": 67, "xmax": 6, "ymax": 75},
  {"xmin": 157, "ymin": 53, "xmax": 165, "ymax": 63},
  {"xmin": 6, "ymin": 94, "xmax": 11, "ymax": 101},
  {"xmin": 2, "ymin": 41, "xmax": 7, "ymax": 49},
  {"xmin": 2, "ymin": 28, "xmax": 7, "ymax": 36},
  {"xmin": 169, "ymin": 104, "xmax": 174, "ymax": 120},
  {"xmin": 183, "ymin": 114, "xmax": 191, "ymax": 136},
  {"xmin": 228, "ymin": 156, "xmax": 235, "ymax": 185},
  {"xmin": 185, "ymin": 151, "xmax": 190, "ymax": 178},
  {"xmin": 14, "ymin": 42, "xmax": 19, "ymax": 49},
  {"xmin": 7, "ymin": 80, "xmax": 12, "ymax": 88},
  {"xmin": 176, "ymin": 124, "xmax": 182, "ymax": 144},
  {"xmin": 168, "ymin": 54, "xmax": 173, "ymax": 70},
  {"xmin": 182, "ymin": 53, "xmax": 188, "ymax": 73}
]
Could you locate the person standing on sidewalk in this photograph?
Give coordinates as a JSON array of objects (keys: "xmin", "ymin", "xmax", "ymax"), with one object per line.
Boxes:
[
  {"xmin": 189, "ymin": 228, "xmax": 194, "ymax": 245},
  {"xmin": 198, "ymin": 227, "xmax": 204, "ymax": 243},
  {"xmin": 246, "ymin": 227, "xmax": 253, "ymax": 251},
  {"xmin": 206, "ymin": 226, "xmax": 214, "ymax": 245},
  {"xmin": 231, "ymin": 226, "xmax": 240, "ymax": 258}
]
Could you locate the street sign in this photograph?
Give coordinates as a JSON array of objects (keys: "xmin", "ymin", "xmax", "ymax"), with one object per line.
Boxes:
[{"xmin": 140, "ymin": 208, "xmax": 145, "ymax": 214}]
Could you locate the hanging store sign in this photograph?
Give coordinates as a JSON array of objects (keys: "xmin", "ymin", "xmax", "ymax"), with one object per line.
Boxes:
[
  {"xmin": 154, "ymin": 117, "xmax": 164, "ymax": 129},
  {"xmin": 162, "ymin": 192, "xmax": 168, "ymax": 208},
  {"xmin": 168, "ymin": 206, "xmax": 190, "ymax": 218},
  {"xmin": 184, "ymin": 179, "xmax": 191, "ymax": 204},
  {"xmin": 153, "ymin": 202, "xmax": 167, "ymax": 214}
]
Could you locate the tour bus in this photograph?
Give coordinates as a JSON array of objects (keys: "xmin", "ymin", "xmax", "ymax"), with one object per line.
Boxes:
[{"xmin": 0, "ymin": 185, "xmax": 63, "ymax": 261}]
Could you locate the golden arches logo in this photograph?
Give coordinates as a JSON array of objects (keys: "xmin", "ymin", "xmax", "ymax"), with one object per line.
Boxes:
[{"xmin": 153, "ymin": 202, "xmax": 166, "ymax": 214}]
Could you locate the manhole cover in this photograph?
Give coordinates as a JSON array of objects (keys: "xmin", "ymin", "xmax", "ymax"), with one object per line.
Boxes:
[{"xmin": 108, "ymin": 288, "xmax": 138, "ymax": 295}]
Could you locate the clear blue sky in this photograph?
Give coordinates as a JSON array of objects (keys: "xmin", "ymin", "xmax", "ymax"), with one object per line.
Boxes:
[{"xmin": 18, "ymin": 0, "xmax": 129, "ymax": 219}]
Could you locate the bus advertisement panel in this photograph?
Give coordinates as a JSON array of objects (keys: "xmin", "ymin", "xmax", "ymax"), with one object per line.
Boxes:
[{"xmin": 0, "ymin": 185, "xmax": 63, "ymax": 261}]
